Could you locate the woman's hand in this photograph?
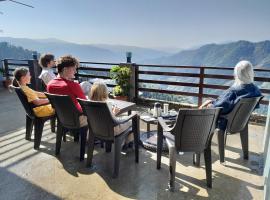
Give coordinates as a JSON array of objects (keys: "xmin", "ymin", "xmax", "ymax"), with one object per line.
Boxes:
[
  {"xmin": 199, "ymin": 99, "xmax": 213, "ymax": 109},
  {"xmin": 112, "ymin": 106, "xmax": 120, "ymax": 115}
]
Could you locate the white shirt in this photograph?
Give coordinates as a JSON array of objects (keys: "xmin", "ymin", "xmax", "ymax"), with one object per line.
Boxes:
[{"xmin": 39, "ymin": 68, "xmax": 56, "ymax": 85}]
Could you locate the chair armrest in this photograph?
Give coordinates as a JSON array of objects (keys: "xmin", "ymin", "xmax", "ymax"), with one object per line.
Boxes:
[
  {"xmin": 114, "ymin": 113, "xmax": 137, "ymax": 125},
  {"xmin": 157, "ymin": 117, "xmax": 173, "ymax": 132}
]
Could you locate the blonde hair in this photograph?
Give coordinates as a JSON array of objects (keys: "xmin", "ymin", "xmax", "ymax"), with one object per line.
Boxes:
[
  {"xmin": 89, "ymin": 82, "xmax": 109, "ymax": 101},
  {"xmin": 233, "ymin": 60, "xmax": 254, "ymax": 87}
]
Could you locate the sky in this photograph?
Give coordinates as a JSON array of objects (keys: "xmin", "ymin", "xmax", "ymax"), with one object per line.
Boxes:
[{"xmin": 0, "ymin": 0, "xmax": 270, "ymax": 49}]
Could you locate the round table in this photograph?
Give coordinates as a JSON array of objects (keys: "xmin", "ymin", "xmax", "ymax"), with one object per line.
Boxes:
[{"xmin": 140, "ymin": 113, "xmax": 176, "ymax": 152}]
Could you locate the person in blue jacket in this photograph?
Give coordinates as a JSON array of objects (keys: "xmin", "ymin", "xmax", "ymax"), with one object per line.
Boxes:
[{"xmin": 200, "ymin": 60, "xmax": 262, "ymax": 130}]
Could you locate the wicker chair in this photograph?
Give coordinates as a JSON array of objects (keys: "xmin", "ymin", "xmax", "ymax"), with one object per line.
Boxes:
[
  {"xmin": 217, "ymin": 96, "xmax": 263, "ymax": 163},
  {"xmin": 13, "ymin": 87, "xmax": 56, "ymax": 149},
  {"xmin": 78, "ymin": 99, "xmax": 139, "ymax": 178},
  {"xmin": 45, "ymin": 93, "xmax": 88, "ymax": 161},
  {"xmin": 157, "ymin": 108, "xmax": 221, "ymax": 190}
]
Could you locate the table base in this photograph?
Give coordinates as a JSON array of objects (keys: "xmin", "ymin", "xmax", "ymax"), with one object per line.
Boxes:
[{"xmin": 140, "ymin": 131, "xmax": 168, "ymax": 152}]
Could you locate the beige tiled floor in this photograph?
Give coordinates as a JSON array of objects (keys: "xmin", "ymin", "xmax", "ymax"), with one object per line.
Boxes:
[{"xmin": 0, "ymin": 87, "xmax": 265, "ymax": 200}]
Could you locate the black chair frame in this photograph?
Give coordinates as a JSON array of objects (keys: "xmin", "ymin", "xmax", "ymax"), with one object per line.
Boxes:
[
  {"xmin": 14, "ymin": 86, "xmax": 56, "ymax": 149},
  {"xmin": 78, "ymin": 99, "xmax": 139, "ymax": 178}
]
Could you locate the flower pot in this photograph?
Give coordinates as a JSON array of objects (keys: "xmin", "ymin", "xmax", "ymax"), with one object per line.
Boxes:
[{"xmin": 113, "ymin": 95, "xmax": 128, "ymax": 101}]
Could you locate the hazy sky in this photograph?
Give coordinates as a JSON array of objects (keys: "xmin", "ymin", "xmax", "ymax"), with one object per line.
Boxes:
[{"xmin": 0, "ymin": 0, "xmax": 269, "ymax": 48}]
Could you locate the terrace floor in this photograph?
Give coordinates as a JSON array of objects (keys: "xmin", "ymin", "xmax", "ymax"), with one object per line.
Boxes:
[{"xmin": 0, "ymin": 87, "xmax": 265, "ymax": 200}]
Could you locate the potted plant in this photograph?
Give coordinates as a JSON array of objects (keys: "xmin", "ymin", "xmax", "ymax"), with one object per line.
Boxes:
[{"xmin": 110, "ymin": 65, "xmax": 131, "ymax": 101}]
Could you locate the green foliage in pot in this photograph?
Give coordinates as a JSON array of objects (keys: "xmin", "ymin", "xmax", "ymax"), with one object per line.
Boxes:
[{"xmin": 110, "ymin": 65, "xmax": 131, "ymax": 96}]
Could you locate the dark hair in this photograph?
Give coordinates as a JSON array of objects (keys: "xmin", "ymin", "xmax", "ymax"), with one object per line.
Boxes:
[
  {"xmin": 56, "ymin": 55, "xmax": 79, "ymax": 73},
  {"xmin": 39, "ymin": 53, "xmax": 55, "ymax": 68},
  {"xmin": 12, "ymin": 67, "xmax": 29, "ymax": 87}
]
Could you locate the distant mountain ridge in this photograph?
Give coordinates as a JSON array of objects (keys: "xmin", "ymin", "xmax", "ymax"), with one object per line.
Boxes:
[
  {"xmin": 0, "ymin": 42, "xmax": 35, "ymax": 60},
  {"xmin": 146, "ymin": 40, "xmax": 270, "ymax": 67},
  {"xmin": 0, "ymin": 37, "xmax": 172, "ymax": 63},
  {"xmin": 1, "ymin": 37, "xmax": 269, "ymax": 68}
]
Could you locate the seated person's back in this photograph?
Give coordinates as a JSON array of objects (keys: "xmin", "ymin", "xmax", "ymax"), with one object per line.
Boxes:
[
  {"xmin": 47, "ymin": 55, "xmax": 87, "ymax": 127},
  {"xmin": 200, "ymin": 60, "xmax": 262, "ymax": 130},
  {"xmin": 48, "ymin": 77, "xmax": 86, "ymax": 112}
]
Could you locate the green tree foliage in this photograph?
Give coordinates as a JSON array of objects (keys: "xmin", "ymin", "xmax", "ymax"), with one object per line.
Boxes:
[{"xmin": 0, "ymin": 42, "xmax": 35, "ymax": 60}]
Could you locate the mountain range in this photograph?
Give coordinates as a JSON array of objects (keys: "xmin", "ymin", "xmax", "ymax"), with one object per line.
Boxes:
[
  {"xmin": 0, "ymin": 37, "xmax": 171, "ymax": 63},
  {"xmin": 146, "ymin": 40, "xmax": 270, "ymax": 67},
  {"xmin": 0, "ymin": 37, "xmax": 270, "ymax": 68}
]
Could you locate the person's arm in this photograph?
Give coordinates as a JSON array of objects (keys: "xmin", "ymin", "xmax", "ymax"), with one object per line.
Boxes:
[
  {"xmin": 71, "ymin": 82, "xmax": 87, "ymax": 100},
  {"xmin": 32, "ymin": 98, "xmax": 50, "ymax": 106},
  {"xmin": 212, "ymin": 90, "xmax": 236, "ymax": 114},
  {"xmin": 199, "ymin": 99, "xmax": 213, "ymax": 109},
  {"xmin": 107, "ymin": 101, "xmax": 120, "ymax": 115},
  {"xmin": 36, "ymin": 91, "xmax": 46, "ymax": 98}
]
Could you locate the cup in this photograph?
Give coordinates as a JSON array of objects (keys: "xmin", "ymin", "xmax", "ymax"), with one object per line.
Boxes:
[{"xmin": 163, "ymin": 103, "xmax": 169, "ymax": 115}]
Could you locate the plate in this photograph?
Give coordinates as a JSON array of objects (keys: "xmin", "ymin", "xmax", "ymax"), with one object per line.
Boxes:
[{"xmin": 161, "ymin": 112, "xmax": 177, "ymax": 118}]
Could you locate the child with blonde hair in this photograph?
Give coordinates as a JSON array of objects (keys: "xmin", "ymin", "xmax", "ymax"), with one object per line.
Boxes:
[{"xmin": 89, "ymin": 82, "xmax": 133, "ymax": 146}]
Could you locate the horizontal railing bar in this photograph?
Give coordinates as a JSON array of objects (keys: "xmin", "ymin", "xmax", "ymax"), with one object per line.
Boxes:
[
  {"xmin": 138, "ymin": 88, "xmax": 200, "ymax": 97},
  {"xmin": 203, "ymin": 84, "xmax": 229, "ymax": 90},
  {"xmin": 5, "ymin": 58, "xmax": 31, "ymax": 62},
  {"xmin": 80, "ymin": 61, "xmax": 119, "ymax": 65},
  {"xmin": 138, "ymin": 79, "xmax": 199, "ymax": 87},
  {"xmin": 204, "ymin": 74, "xmax": 234, "ymax": 79},
  {"xmin": 138, "ymin": 64, "xmax": 270, "ymax": 72},
  {"xmin": 261, "ymin": 89, "xmax": 270, "ymax": 93},
  {"xmin": 139, "ymin": 71, "xmax": 200, "ymax": 77},
  {"xmin": 255, "ymin": 77, "xmax": 270, "ymax": 82},
  {"xmin": 5, "ymin": 63, "xmax": 30, "ymax": 67},
  {"xmin": 76, "ymin": 73, "xmax": 111, "ymax": 79},
  {"xmin": 79, "ymin": 67, "xmax": 111, "ymax": 72}
]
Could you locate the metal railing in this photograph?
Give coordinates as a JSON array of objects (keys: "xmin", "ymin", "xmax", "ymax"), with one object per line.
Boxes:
[{"xmin": 2, "ymin": 58, "xmax": 270, "ymax": 108}]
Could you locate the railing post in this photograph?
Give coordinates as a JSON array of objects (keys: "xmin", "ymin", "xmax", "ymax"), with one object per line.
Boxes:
[
  {"xmin": 28, "ymin": 53, "xmax": 41, "ymax": 90},
  {"xmin": 121, "ymin": 52, "xmax": 137, "ymax": 102},
  {"xmin": 3, "ymin": 59, "xmax": 9, "ymax": 80},
  {"xmin": 134, "ymin": 64, "xmax": 139, "ymax": 103},
  {"xmin": 198, "ymin": 67, "xmax": 205, "ymax": 107}
]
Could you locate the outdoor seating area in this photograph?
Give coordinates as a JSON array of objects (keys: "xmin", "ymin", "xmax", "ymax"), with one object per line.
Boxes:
[
  {"xmin": 1, "ymin": 56, "xmax": 270, "ymax": 199},
  {"xmin": 0, "ymin": 86, "xmax": 266, "ymax": 199}
]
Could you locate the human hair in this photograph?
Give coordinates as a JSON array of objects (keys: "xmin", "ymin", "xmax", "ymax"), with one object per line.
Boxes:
[
  {"xmin": 12, "ymin": 67, "xmax": 29, "ymax": 87},
  {"xmin": 39, "ymin": 53, "xmax": 55, "ymax": 68},
  {"xmin": 89, "ymin": 82, "xmax": 109, "ymax": 101},
  {"xmin": 56, "ymin": 55, "xmax": 79, "ymax": 73},
  {"xmin": 233, "ymin": 60, "xmax": 254, "ymax": 87}
]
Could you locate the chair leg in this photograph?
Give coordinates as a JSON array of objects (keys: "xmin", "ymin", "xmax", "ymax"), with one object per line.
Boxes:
[
  {"xmin": 240, "ymin": 124, "xmax": 249, "ymax": 160},
  {"xmin": 55, "ymin": 123, "xmax": 63, "ymax": 155},
  {"xmin": 193, "ymin": 153, "xmax": 201, "ymax": 167},
  {"xmin": 113, "ymin": 137, "xmax": 122, "ymax": 178},
  {"xmin": 86, "ymin": 130, "xmax": 95, "ymax": 167},
  {"xmin": 168, "ymin": 145, "xmax": 176, "ymax": 192},
  {"xmin": 204, "ymin": 146, "xmax": 212, "ymax": 188},
  {"xmin": 133, "ymin": 116, "xmax": 139, "ymax": 163},
  {"xmin": 73, "ymin": 130, "xmax": 79, "ymax": 142},
  {"xmin": 157, "ymin": 122, "xmax": 163, "ymax": 169},
  {"xmin": 217, "ymin": 129, "xmax": 226, "ymax": 163},
  {"xmin": 50, "ymin": 117, "xmax": 56, "ymax": 133},
  {"xmin": 105, "ymin": 142, "xmax": 112, "ymax": 153},
  {"xmin": 25, "ymin": 115, "xmax": 34, "ymax": 141},
  {"xmin": 34, "ymin": 119, "xmax": 45, "ymax": 150},
  {"xmin": 80, "ymin": 127, "xmax": 88, "ymax": 161}
]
